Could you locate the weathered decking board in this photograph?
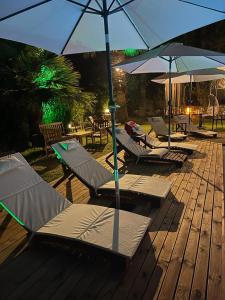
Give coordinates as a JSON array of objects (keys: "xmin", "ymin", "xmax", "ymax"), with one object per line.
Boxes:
[{"xmin": 0, "ymin": 140, "xmax": 224, "ymax": 300}]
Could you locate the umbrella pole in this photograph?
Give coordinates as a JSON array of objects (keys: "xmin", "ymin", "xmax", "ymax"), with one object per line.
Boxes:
[
  {"xmin": 189, "ymin": 74, "xmax": 192, "ymax": 125},
  {"xmin": 103, "ymin": 1, "xmax": 120, "ymax": 209},
  {"xmin": 168, "ymin": 57, "xmax": 173, "ymax": 149}
]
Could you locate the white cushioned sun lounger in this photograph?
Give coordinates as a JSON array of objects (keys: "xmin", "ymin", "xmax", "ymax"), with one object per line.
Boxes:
[
  {"xmin": 107, "ymin": 128, "xmax": 187, "ymax": 167},
  {"xmin": 173, "ymin": 115, "xmax": 217, "ymax": 138},
  {"xmin": 148, "ymin": 117, "xmax": 187, "ymax": 140},
  {"xmin": 0, "ymin": 153, "xmax": 151, "ymax": 259},
  {"xmin": 125, "ymin": 123, "xmax": 197, "ymax": 154},
  {"xmin": 52, "ymin": 139, "xmax": 171, "ymax": 203}
]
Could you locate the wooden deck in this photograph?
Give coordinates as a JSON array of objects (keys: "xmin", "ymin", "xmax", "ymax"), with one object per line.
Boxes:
[{"xmin": 0, "ymin": 140, "xmax": 224, "ymax": 300}]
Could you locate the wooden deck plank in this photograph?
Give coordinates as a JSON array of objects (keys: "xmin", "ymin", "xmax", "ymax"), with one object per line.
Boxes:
[
  {"xmin": 171, "ymin": 142, "xmax": 216, "ymax": 300},
  {"xmin": 207, "ymin": 143, "xmax": 223, "ymax": 300},
  {"xmin": 113, "ymin": 143, "xmax": 205, "ymax": 300},
  {"xmin": 190, "ymin": 142, "xmax": 218, "ymax": 300},
  {"xmin": 142, "ymin": 141, "xmax": 210, "ymax": 300},
  {"xmin": 172, "ymin": 143, "xmax": 214, "ymax": 300}
]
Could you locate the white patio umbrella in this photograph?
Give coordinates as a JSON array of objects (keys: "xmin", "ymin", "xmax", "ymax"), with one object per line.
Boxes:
[
  {"xmin": 152, "ymin": 68, "xmax": 225, "ymax": 127},
  {"xmin": 0, "ymin": 1, "xmax": 225, "ymax": 208},
  {"xmin": 116, "ymin": 43, "xmax": 225, "ymax": 148}
]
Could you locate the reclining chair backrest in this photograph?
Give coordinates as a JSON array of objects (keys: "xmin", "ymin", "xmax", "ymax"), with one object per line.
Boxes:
[
  {"xmin": 52, "ymin": 139, "xmax": 114, "ymax": 190},
  {"xmin": 173, "ymin": 114, "xmax": 189, "ymax": 124},
  {"xmin": 0, "ymin": 153, "xmax": 70, "ymax": 232},
  {"xmin": 148, "ymin": 117, "xmax": 168, "ymax": 136},
  {"xmin": 111, "ymin": 128, "xmax": 148, "ymax": 157}
]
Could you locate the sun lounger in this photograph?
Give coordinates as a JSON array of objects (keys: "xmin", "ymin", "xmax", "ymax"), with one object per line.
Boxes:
[
  {"xmin": 0, "ymin": 153, "xmax": 151, "ymax": 259},
  {"xmin": 148, "ymin": 117, "xmax": 187, "ymax": 140},
  {"xmin": 125, "ymin": 121, "xmax": 197, "ymax": 154},
  {"xmin": 107, "ymin": 128, "xmax": 187, "ymax": 167},
  {"xmin": 173, "ymin": 114, "xmax": 217, "ymax": 138},
  {"xmin": 52, "ymin": 139, "xmax": 171, "ymax": 204}
]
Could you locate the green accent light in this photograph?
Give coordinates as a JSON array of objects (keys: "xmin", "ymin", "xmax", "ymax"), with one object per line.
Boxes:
[
  {"xmin": 123, "ymin": 48, "xmax": 138, "ymax": 57},
  {"xmin": 42, "ymin": 98, "xmax": 68, "ymax": 124},
  {"xmin": 52, "ymin": 147, "xmax": 62, "ymax": 161},
  {"xmin": 0, "ymin": 202, "xmax": 25, "ymax": 226},
  {"xmin": 33, "ymin": 65, "xmax": 62, "ymax": 90}
]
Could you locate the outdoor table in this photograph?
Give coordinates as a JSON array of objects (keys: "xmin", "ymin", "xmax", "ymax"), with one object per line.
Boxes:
[{"xmin": 67, "ymin": 130, "xmax": 93, "ymax": 145}]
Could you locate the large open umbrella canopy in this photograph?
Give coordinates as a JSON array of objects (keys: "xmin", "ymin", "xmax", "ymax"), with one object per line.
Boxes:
[
  {"xmin": 116, "ymin": 43, "xmax": 225, "ymax": 148},
  {"xmin": 152, "ymin": 68, "xmax": 225, "ymax": 126},
  {"xmin": 0, "ymin": 1, "xmax": 225, "ymax": 208}
]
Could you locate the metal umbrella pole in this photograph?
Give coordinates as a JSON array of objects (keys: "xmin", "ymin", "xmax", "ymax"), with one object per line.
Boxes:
[
  {"xmin": 188, "ymin": 74, "xmax": 193, "ymax": 124},
  {"xmin": 102, "ymin": 0, "xmax": 120, "ymax": 209},
  {"xmin": 168, "ymin": 56, "xmax": 173, "ymax": 150}
]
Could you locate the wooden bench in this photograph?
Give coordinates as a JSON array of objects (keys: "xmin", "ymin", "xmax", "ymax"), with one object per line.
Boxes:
[{"xmin": 39, "ymin": 122, "xmax": 70, "ymax": 156}]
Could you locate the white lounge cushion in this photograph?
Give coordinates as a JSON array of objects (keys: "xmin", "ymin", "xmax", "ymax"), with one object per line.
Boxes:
[
  {"xmin": 0, "ymin": 156, "xmax": 24, "ymax": 176},
  {"xmin": 38, "ymin": 204, "xmax": 151, "ymax": 258},
  {"xmin": 158, "ymin": 142, "xmax": 197, "ymax": 151},
  {"xmin": 147, "ymin": 148, "xmax": 169, "ymax": 158},
  {"xmin": 100, "ymin": 174, "xmax": 171, "ymax": 199}
]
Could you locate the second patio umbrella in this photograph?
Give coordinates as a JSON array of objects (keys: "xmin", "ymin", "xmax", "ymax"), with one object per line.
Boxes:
[
  {"xmin": 152, "ymin": 68, "xmax": 225, "ymax": 125},
  {"xmin": 116, "ymin": 43, "xmax": 225, "ymax": 148}
]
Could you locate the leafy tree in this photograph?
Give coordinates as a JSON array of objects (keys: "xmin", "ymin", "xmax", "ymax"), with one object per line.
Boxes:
[{"xmin": 0, "ymin": 41, "xmax": 94, "ymax": 151}]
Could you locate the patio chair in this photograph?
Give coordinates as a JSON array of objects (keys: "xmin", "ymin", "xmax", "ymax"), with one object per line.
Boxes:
[
  {"xmin": 173, "ymin": 114, "xmax": 217, "ymax": 138},
  {"xmin": 0, "ymin": 153, "xmax": 151, "ymax": 260},
  {"xmin": 148, "ymin": 117, "xmax": 187, "ymax": 140},
  {"xmin": 125, "ymin": 121, "xmax": 197, "ymax": 154},
  {"xmin": 52, "ymin": 139, "xmax": 171, "ymax": 206},
  {"xmin": 107, "ymin": 128, "xmax": 187, "ymax": 167},
  {"xmin": 88, "ymin": 116, "xmax": 109, "ymax": 144}
]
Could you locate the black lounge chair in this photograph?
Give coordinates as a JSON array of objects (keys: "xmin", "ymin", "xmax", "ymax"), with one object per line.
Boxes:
[
  {"xmin": 52, "ymin": 139, "xmax": 172, "ymax": 206},
  {"xmin": 173, "ymin": 114, "xmax": 217, "ymax": 138},
  {"xmin": 107, "ymin": 128, "xmax": 187, "ymax": 168},
  {"xmin": 148, "ymin": 117, "xmax": 187, "ymax": 140},
  {"xmin": 125, "ymin": 121, "xmax": 197, "ymax": 154},
  {"xmin": 0, "ymin": 153, "xmax": 151, "ymax": 260}
]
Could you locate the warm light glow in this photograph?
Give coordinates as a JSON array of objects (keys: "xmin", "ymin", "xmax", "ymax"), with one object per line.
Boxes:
[
  {"xmin": 68, "ymin": 123, "xmax": 72, "ymax": 128},
  {"xmin": 104, "ymin": 108, "xmax": 110, "ymax": 113},
  {"xmin": 186, "ymin": 107, "xmax": 191, "ymax": 114},
  {"xmin": 115, "ymin": 67, "xmax": 121, "ymax": 72}
]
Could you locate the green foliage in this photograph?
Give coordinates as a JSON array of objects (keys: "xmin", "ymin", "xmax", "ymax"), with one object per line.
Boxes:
[
  {"xmin": 71, "ymin": 92, "xmax": 96, "ymax": 124},
  {"xmin": 123, "ymin": 48, "xmax": 139, "ymax": 57},
  {"xmin": 0, "ymin": 41, "xmax": 90, "ymax": 151},
  {"xmin": 42, "ymin": 98, "xmax": 70, "ymax": 125}
]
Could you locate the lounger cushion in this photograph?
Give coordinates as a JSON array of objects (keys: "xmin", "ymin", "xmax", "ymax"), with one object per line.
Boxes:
[
  {"xmin": 158, "ymin": 141, "xmax": 197, "ymax": 151},
  {"xmin": 145, "ymin": 148, "xmax": 169, "ymax": 158},
  {"xmin": 170, "ymin": 133, "xmax": 187, "ymax": 140},
  {"xmin": 53, "ymin": 140, "xmax": 114, "ymax": 189},
  {"xmin": 38, "ymin": 204, "xmax": 150, "ymax": 258},
  {"xmin": 100, "ymin": 174, "xmax": 171, "ymax": 199},
  {"xmin": 0, "ymin": 156, "xmax": 24, "ymax": 175},
  {"xmin": 0, "ymin": 154, "xmax": 70, "ymax": 231}
]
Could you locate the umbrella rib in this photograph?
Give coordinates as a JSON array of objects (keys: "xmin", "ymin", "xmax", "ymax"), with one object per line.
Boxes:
[
  {"xmin": 95, "ymin": 0, "xmax": 103, "ymax": 10},
  {"xmin": 178, "ymin": 0, "xmax": 225, "ymax": 14},
  {"xmin": 126, "ymin": 57, "xmax": 149, "ymax": 74},
  {"xmin": 61, "ymin": 0, "xmax": 93, "ymax": 54},
  {"xmin": 205, "ymin": 56, "xmax": 225, "ymax": 65},
  {"xmin": 67, "ymin": 0, "xmax": 101, "ymax": 14},
  {"xmin": 108, "ymin": 0, "xmax": 117, "ymax": 12},
  {"xmin": 109, "ymin": 0, "xmax": 136, "ymax": 14},
  {"xmin": 111, "ymin": 0, "xmax": 149, "ymax": 49},
  {"xmin": 0, "ymin": 0, "xmax": 53, "ymax": 22}
]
